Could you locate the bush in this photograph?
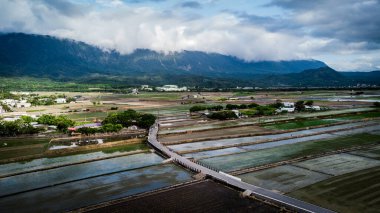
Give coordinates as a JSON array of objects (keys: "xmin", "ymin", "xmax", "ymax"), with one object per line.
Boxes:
[
  {"xmin": 189, "ymin": 105, "xmax": 207, "ymax": 112},
  {"xmin": 207, "ymin": 105, "xmax": 224, "ymax": 111},
  {"xmin": 255, "ymin": 106, "xmax": 276, "ymax": 116},
  {"xmin": 248, "ymin": 103, "xmax": 259, "ymax": 108},
  {"xmin": 269, "ymin": 100, "xmax": 284, "ymax": 109},
  {"xmin": 305, "ymin": 100, "xmax": 314, "ymax": 106},
  {"xmin": 0, "ymin": 120, "xmax": 41, "ymax": 136},
  {"xmin": 207, "ymin": 111, "xmax": 238, "ymax": 120},
  {"xmin": 374, "ymin": 102, "xmax": 380, "ymax": 108}
]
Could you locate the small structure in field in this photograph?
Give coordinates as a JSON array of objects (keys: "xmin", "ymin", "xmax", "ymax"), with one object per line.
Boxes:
[{"xmin": 55, "ymin": 98, "xmax": 67, "ymax": 104}]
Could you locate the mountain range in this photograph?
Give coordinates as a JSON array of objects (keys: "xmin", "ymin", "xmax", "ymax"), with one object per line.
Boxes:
[{"xmin": 0, "ymin": 33, "xmax": 378, "ymax": 87}]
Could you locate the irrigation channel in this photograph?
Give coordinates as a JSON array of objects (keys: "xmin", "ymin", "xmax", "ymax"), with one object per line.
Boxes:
[{"xmin": 148, "ymin": 122, "xmax": 335, "ymax": 213}]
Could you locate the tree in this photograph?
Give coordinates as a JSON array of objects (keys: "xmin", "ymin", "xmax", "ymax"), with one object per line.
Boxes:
[
  {"xmin": 305, "ymin": 100, "xmax": 314, "ymax": 106},
  {"xmin": 295, "ymin": 101, "xmax": 305, "ymax": 112},
  {"xmin": 207, "ymin": 111, "xmax": 238, "ymax": 120},
  {"xmin": 248, "ymin": 103, "xmax": 259, "ymax": 108},
  {"xmin": 270, "ymin": 99, "xmax": 284, "ymax": 109},
  {"xmin": 102, "ymin": 109, "xmax": 156, "ymax": 129},
  {"xmin": 137, "ymin": 114, "xmax": 156, "ymax": 129},
  {"xmin": 189, "ymin": 105, "xmax": 207, "ymax": 112}
]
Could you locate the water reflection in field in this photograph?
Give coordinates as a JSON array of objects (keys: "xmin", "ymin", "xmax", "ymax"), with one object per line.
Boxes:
[
  {"xmin": 0, "ymin": 153, "xmax": 163, "ymax": 196},
  {"xmin": 0, "ymin": 164, "xmax": 193, "ymax": 213}
]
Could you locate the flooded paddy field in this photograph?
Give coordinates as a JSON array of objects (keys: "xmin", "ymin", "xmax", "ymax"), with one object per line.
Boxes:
[
  {"xmin": 0, "ymin": 147, "xmax": 149, "ymax": 177},
  {"xmin": 238, "ymin": 165, "xmax": 331, "ymax": 193},
  {"xmin": 168, "ymin": 122, "xmax": 380, "ymax": 153},
  {"xmin": 350, "ymin": 144, "xmax": 380, "ymax": 159},
  {"xmin": 288, "ymin": 166, "xmax": 380, "ymax": 213},
  {"xmin": 0, "ymin": 153, "xmax": 163, "ymax": 197},
  {"xmin": 198, "ymin": 133, "xmax": 380, "ymax": 172},
  {"xmin": 0, "ymin": 164, "xmax": 193, "ymax": 213},
  {"xmin": 86, "ymin": 180, "xmax": 280, "ymax": 213}
]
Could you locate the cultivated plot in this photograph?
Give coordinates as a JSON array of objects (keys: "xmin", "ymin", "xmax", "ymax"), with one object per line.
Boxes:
[
  {"xmin": 294, "ymin": 153, "xmax": 380, "ymax": 176},
  {"xmin": 289, "ymin": 166, "xmax": 380, "ymax": 213},
  {"xmin": 238, "ymin": 165, "xmax": 331, "ymax": 193}
]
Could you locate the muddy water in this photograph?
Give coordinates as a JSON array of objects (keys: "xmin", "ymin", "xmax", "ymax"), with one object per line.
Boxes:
[
  {"xmin": 0, "ymin": 164, "xmax": 193, "ymax": 213},
  {"xmin": 0, "ymin": 153, "xmax": 163, "ymax": 197}
]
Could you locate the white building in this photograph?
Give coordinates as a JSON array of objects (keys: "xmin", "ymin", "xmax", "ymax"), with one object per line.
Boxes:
[
  {"xmin": 278, "ymin": 107, "xmax": 295, "ymax": 113},
  {"xmin": 0, "ymin": 106, "xmax": 5, "ymax": 114},
  {"xmin": 55, "ymin": 98, "xmax": 67, "ymax": 104},
  {"xmin": 16, "ymin": 101, "xmax": 31, "ymax": 108},
  {"xmin": 156, "ymin": 85, "xmax": 187, "ymax": 92},
  {"xmin": 283, "ymin": 102, "xmax": 294, "ymax": 108},
  {"xmin": 1, "ymin": 99, "xmax": 32, "ymax": 108},
  {"xmin": 1, "ymin": 99, "xmax": 17, "ymax": 107},
  {"xmin": 305, "ymin": 105, "xmax": 321, "ymax": 111}
]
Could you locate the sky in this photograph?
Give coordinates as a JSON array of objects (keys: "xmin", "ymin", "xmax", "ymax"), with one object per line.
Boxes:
[{"xmin": 0, "ymin": 0, "xmax": 379, "ymax": 71}]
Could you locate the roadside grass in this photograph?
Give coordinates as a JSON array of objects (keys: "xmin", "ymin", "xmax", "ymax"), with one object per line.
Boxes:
[
  {"xmin": 118, "ymin": 92, "xmax": 182, "ymax": 100},
  {"xmin": 67, "ymin": 111, "xmax": 108, "ymax": 120},
  {"xmin": 288, "ymin": 166, "xmax": 380, "ymax": 213},
  {"xmin": 0, "ymin": 137, "xmax": 51, "ymax": 148},
  {"xmin": 101, "ymin": 143, "xmax": 149, "ymax": 153},
  {"xmin": 334, "ymin": 111, "xmax": 380, "ymax": 120},
  {"xmin": 263, "ymin": 119, "xmax": 337, "ymax": 130},
  {"xmin": 0, "ymin": 144, "xmax": 46, "ymax": 161},
  {"xmin": 200, "ymin": 133, "xmax": 380, "ymax": 172}
]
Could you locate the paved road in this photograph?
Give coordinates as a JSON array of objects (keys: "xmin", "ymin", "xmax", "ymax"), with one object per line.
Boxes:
[{"xmin": 148, "ymin": 123, "xmax": 335, "ymax": 213}]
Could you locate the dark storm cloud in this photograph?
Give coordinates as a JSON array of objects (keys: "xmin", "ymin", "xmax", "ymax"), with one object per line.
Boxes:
[
  {"xmin": 268, "ymin": 0, "xmax": 380, "ymax": 45},
  {"xmin": 180, "ymin": 1, "xmax": 202, "ymax": 9}
]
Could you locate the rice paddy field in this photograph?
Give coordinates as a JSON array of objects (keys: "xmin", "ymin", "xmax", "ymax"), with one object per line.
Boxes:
[
  {"xmin": 288, "ymin": 166, "xmax": 380, "ymax": 213},
  {"xmin": 238, "ymin": 165, "xmax": 331, "ymax": 193},
  {"xmin": 0, "ymin": 164, "xmax": 193, "ymax": 213},
  {"xmin": 198, "ymin": 133, "xmax": 380, "ymax": 172}
]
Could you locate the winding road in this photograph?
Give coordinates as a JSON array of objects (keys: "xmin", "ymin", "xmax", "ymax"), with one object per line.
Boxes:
[{"xmin": 148, "ymin": 122, "xmax": 335, "ymax": 213}]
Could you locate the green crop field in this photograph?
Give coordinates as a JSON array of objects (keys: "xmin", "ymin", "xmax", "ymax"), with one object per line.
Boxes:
[
  {"xmin": 0, "ymin": 137, "xmax": 51, "ymax": 148},
  {"xmin": 263, "ymin": 119, "xmax": 338, "ymax": 130},
  {"xmin": 289, "ymin": 166, "xmax": 380, "ymax": 213},
  {"xmin": 199, "ymin": 133, "xmax": 380, "ymax": 172}
]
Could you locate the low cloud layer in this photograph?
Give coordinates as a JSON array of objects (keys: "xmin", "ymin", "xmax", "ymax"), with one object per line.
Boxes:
[{"xmin": 0, "ymin": 0, "xmax": 379, "ymax": 71}]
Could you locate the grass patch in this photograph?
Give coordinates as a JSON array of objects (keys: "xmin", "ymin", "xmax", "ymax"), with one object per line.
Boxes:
[
  {"xmin": 0, "ymin": 145, "xmax": 46, "ymax": 160},
  {"xmin": 334, "ymin": 111, "xmax": 380, "ymax": 120},
  {"xmin": 0, "ymin": 137, "xmax": 51, "ymax": 148},
  {"xmin": 102, "ymin": 143, "xmax": 149, "ymax": 153},
  {"xmin": 263, "ymin": 119, "xmax": 337, "ymax": 130},
  {"xmin": 288, "ymin": 166, "xmax": 380, "ymax": 213}
]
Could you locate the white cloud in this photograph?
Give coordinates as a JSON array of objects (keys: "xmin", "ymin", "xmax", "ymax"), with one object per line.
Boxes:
[{"xmin": 0, "ymin": 0, "xmax": 379, "ymax": 71}]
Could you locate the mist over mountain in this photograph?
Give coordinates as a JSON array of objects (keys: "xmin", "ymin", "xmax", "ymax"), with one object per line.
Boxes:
[{"xmin": 0, "ymin": 33, "xmax": 377, "ymax": 87}]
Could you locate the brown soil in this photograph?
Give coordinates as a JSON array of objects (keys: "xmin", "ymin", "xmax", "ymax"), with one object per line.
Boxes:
[{"xmin": 83, "ymin": 180, "xmax": 281, "ymax": 213}]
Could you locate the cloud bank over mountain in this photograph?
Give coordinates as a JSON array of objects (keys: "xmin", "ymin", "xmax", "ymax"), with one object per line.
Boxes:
[{"xmin": 0, "ymin": 0, "xmax": 379, "ymax": 71}]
